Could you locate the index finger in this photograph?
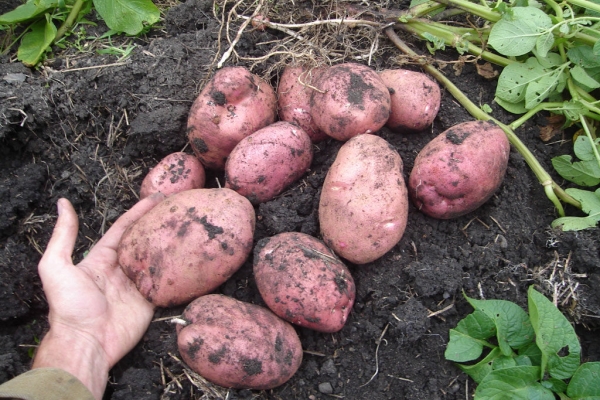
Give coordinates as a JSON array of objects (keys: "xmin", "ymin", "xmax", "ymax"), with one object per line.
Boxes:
[{"xmin": 95, "ymin": 193, "xmax": 166, "ymax": 251}]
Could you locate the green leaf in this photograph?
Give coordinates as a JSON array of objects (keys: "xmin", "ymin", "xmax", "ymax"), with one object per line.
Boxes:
[
  {"xmin": 17, "ymin": 16, "xmax": 57, "ymax": 67},
  {"xmin": 494, "ymin": 97, "xmax": 528, "ymax": 114},
  {"xmin": 571, "ymin": 65, "xmax": 600, "ymax": 89},
  {"xmin": 535, "ymin": 32, "xmax": 554, "ymax": 57},
  {"xmin": 566, "ymin": 188, "xmax": 600, "ymax": 215},
  {"xmin": 488, "ymin": 7, "xmax": 553, "ymax": 56},
  {"xmin": 519, "ymin": 342, "xmax": 542, "ymax": 366},
  {"xmin": 568, "ymin": 45, "xmax": 600, "ymax": 68},
  {"xmin": 535, "ymin": 51, "xmax": 563, "ymax": 68},
  {"xmin": 475, "ymin": 366, "xmax": 555, "ymax": 400},
  {"xmin": 458, "ymin": 347, "xmax": 503, "ymax": 383},
  {"xmin": 456, "ymin": 310, "xmax": 497, "ymax": 339},
  {"xmin": 551, "ymin": 155, "xmax": 600, "ymax": 186},
  {"xmin": 541, "ymin": 378, "xmax": 568, "ymax": 393},
  {"xmin": 551, "ymin": 214, "xmax": 600, "ymax": 231},
  {"xmin": 567, "ymin": 362, "xmax": 600, "ymax": 398},
  {"xmin": 493, "ymin": 355, "xmax": 518, "ymax": 370},
  {"xmin": 525, "ymin": 68, "xmax": 563, "ymax": 109},
  {"xmin": 574, "ymin": 136, "xmax": 600, "ymax": 161},
  {"xmin": 528, "ymin": 287, "xmax": 581, "ymax": 380},
  {"xmin": 465, "ymin": 295, "xmax": 534, "ymax": 356},
  {"xmin": 0, "ymin": 0, "xmax": 58, "ymax": 24},
  {"xmin": 92, "ymin": 0, "xmax": 159, "ymax": 35},
  {"xmin": 496, "ymin": 59, "xmax": 545, "ymax": 103},
  {"xmin": 445, "ymin": 329, "xmax": 490, "ymax": 362}
]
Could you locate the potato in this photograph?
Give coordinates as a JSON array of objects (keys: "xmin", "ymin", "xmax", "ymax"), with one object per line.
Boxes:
[
  {"xmin": 379, "ymin": 69, "xmax": 441, "ymax": 132},
  {"xmin": 319, "ymin": 134, "xmax": 409, "ymax": 264},
  {"xmin": 224, "ymin": 121, "xmax": 313, "ymax": 204},
  {"xmin": 277, "ymin": 65, "xmax": 329, "ymax": 143},
  {"xmin": 310, "ymin": 63, "xmax": 391, "ymax": 141},
  {"xmin": 177, "ymin": 294, "xmax": 303, "ymax": 389},
  {"xmin": 117, "ymin": 188, "xmax": 255, "ymax": 307},
  {"xmin": 187, "ymin": 67, "xmax": 277, "ymax": 170},
  {"xmin": 408, "ymin": 120, "xmax": 510, "ymax": 219},
  {"xmin": 139, "ymin": 152, "xmax": 205, "ymax": 199},
  {"xmin": 253, "ymin": 232, "xmax": 355, "ymax": 333}
]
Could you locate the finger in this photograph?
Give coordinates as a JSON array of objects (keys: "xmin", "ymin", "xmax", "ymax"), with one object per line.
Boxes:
[
  {"xmin": 95, "ymin": 193, "xmax": 166, "ymax": 251},
  {"xmin": 39, "ymin": 199, "xmax": 79, "ymax": 275}
]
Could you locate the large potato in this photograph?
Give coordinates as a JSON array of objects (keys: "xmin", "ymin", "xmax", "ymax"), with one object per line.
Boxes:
[
  {"xmin": 310, "ymin": 63, "xmax": 391, "ymax": 141},
  {"xmin": 139, "ymin": 152, "xmax": 205, "ymax": 199},
  {"xmin": 177, "ymin": 294, "xmax": 303, "ymax": 389},
  {"xmin": 187, "ymin": 67, "xmax": 277, "ymax": 169},
  {"xmin": 408, "ymin": 120, "xmax": 510, "ymax": 219},
  {"xmin": 277, "ymin": 65, "xmax": 329, "ymax": 143},
  {"xmin": 117, "ymin": 188, "xmax": 255, "ymax": 307},
  {"xmin": 379, "ymin": 69, "xmax": 441, "ymax": 132},
  {"xmin": 319, "ymin": 134, "xmax": 409, "ymax": 264},
  {"xmin": 224, "ymin": 121, "xmax": 313, "ymax": 204},
  {"xmin": 253, "ymin": 232, "xmax": 355, "ymax": 333}
]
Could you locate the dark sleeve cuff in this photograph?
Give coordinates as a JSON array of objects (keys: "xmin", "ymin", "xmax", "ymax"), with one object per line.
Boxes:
[{"xmin": 0, "ymin": 368, "xmax": 95, "ymax": 400}]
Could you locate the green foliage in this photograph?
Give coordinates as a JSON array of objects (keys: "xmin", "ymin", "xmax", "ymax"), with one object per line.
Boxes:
[
  {"xmin": 0, "ymin": 0, "xmax": 158, "ymax": 66},
  {"xmin": 445, "ymin": 287, "xmax": 600, "ymax": 400}
]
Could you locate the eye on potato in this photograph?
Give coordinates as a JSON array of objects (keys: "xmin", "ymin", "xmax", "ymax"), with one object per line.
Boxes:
[
  {"xmin": 277, "ymin": 65, "xmax": 329, "ymax": 143},
  {"xmin": 177, "ymin": 294, "xmax": 303, "ymax": 390},
  {"xmin": 253, "ymin": 232, "xmax": 355, "ymax": 333},
  {"xmin": 408, "ymin": 120, "xmax": 510, "ymax": 219},
  {"xmin": 187, "ymin": 66, "xmax": 277, "ymax": 170},
  {"xmin": 224, "ymin": 121, "xmax": 313, "ymax": 204},
  {"xmin": 117, "ymin": 188, "xmax": 255, "ymax": 307},
  {"xmin": 319, "ymin": 134, "xmax": 409, "ymax": 264},
  {"xmin": 309, "ymin": 62, "xmax": 391, "ymax": 141},
  {"xmin": 378, "ymin": 69, "xmax": 441, "ymax": 132},
  {"xmin": 139, "ymin": 152, "xmax": 205, "ymax": 199}
]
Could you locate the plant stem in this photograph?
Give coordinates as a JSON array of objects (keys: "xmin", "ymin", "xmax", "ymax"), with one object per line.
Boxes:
[
  {"xmin": 580, "ymin": 116, "xmax": 600, "ymax": 169},
  {"xmin": 426, "ymin": 0, "xmax": 501, "ymax": 22},
  {"xmin": 509, "ymin": 102, "xmax": 565, "ymax": 130},
  {"xmin": 384, "ymin": 27, "xmax": 580, "ymax": 214},
  {"xmin": 54, "ymin": 0, "xmax": 86, "ymax": 43},
  {"xmin": 566, "ymin": 0, "xmax": 600, "ymax": 14}
]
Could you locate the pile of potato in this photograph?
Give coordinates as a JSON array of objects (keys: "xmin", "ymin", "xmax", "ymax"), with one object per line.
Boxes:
[{"xmin": 116, "ymin": 62, "xmax": 509, "ymax": 389}]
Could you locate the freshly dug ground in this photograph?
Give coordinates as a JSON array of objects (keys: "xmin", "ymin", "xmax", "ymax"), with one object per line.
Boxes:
[{"xmin": 0, "ymin": 1, "xmax": 599, "ymax": 399}]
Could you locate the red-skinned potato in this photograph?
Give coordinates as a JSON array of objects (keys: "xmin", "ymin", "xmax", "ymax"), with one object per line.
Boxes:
[
  {"xmin": 379, "ymin": 69, "xmax": 441, "ymax": 132},
  {"xmin": 310, "ymin": 63, "xmax": 391, "ymax": 141},
  {"xmin": 408, "ymin": 120, "xmax": 510, "ymax": 219},
  {"xmin": 187, "ymin": 67, "xmax": 277, "ymax": 169},
  {"xmin": 253, "ymin": 232, "xmax": 355, "ymax": 333},
  {"xmin": 224, "ymin": 121, "xmax": 313, "ymax": 204},
  {"xmin": 277, "ymin": 65, "xmax": 329, "ymax": 143},
  {"xmin": 319, "ymin": 134, "xmax": 409, "ymax": 264},
  {"xmin": 117, "ymin": 188, "xmax": 255, "ymax": 307},
  {"xmin": 177, "ymin": 294, "xmax": 303, "ymax": 390},
  {"xmin": 139, "ymin": 152, "xmax": 205, "ymax": 199}
]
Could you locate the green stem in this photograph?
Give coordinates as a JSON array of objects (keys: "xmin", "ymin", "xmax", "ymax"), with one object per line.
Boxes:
[
  {"xmin": 509, "ymin": 102, "xmax": 565, "ymax": 130},
  {"xmin": 401, "ymin": 20, "xmax": 513, "ymax": 66},
  {"xmin": 566, "ymin": 0, "xmax": 600, "ymax": 14},
  {"xmin": 384, "ymin": 27, "xmax": 581, "ymax": 214},
  {"xmin": 426, "ymin": 0, "xmax": 501, "ymax": 22},
  {"xmin": 580, "ymin": 116, "xmax": 600, "ymax": 169},
  {"xmin": 54, "ymin": 0, "xmax": 86, "ymax": 43},
  {"xmin": 542, "ymin": 0, "xmax": 564, "ymax": 21}
]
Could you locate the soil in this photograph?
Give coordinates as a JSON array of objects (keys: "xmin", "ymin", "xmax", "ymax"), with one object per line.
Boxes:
[{"xmin": 1, "ymin": 0, "xmax": 599, "ymax": 399}]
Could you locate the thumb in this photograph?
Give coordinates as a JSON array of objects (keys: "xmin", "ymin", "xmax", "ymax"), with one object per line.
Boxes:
[{"xmin": 39, "ymin": 198, "xmax": 79, "ymax": 278}]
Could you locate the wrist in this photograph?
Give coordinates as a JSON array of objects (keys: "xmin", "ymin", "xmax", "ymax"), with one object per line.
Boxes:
[{"xmin": 32, "ymin": 327, "xmax": 110, "ymax": 400}]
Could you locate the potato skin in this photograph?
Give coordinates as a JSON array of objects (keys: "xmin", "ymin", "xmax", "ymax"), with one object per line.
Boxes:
[
  {"xmin": 253, "ymin": 232, "xmax": 355, "ymax": 332},
  {"xmin": 408, "ymin": 120, "xmax": 510, "ymax": 219},
  {"xmin": 117, "ymin": 189, "xmax": 255, "ymax": 307},
  {"xmin": 187, "ymin": 67, "xmax": 277, "ymax": 170},
  {"xmin": 310, "ymin": 63, "xmax": 391, "ymax": 141},
  {"xmin": 319, "ymin": 134, "xmax": 409, "ymax": 264},
  {"xmin": 277, "ymin": 65, "xmax": 329, "ymax": 143},
  {"xmin": 177, "ymin": 294, "xmax": 303, "ymax": 389},
  {"xmin": 224, "ymin": 121, "xmax": 313, "ymax": 204},
  {"xmin": 379, "ymin": 69, "xmax": 441, "ymax": 132},
  {"xmin": 139, "ymin": 152, "xmax": 205, "ymax": 199}
]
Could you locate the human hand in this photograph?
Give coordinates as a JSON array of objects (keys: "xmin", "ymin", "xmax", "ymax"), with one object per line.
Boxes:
[{"xmin": 32, "ymin": 194, "xmax": 164, "ymax": 399}]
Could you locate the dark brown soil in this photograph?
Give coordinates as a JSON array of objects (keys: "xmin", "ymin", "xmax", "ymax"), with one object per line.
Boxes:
[{"xmin": 1, "ymin": 0, "xmax": 599, "ymax": 399}]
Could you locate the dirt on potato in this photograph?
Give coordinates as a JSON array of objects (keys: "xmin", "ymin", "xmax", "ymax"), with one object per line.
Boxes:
[{"xmin": 0, "ymin": 0, "xmax": 599, "ymax": 399}]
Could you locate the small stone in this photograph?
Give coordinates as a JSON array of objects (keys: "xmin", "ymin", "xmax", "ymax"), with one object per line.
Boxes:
[
  {"xmin": 320, "ymin": 358, "xmax": 337, "ymax": 376},
  {"xmin": 318, "ymin": 382, "xmax": 333, "ymax": 394}
]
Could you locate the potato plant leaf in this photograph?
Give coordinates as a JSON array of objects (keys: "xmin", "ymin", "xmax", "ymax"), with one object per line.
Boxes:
[
  {"xmin": 0, "ymin": 0, "xmax": 58, "ymax": 24},
  {"xmin": 574, "ymin": 136, "xmax": 600, "ymax": 161},
  {"xmin": 445, "ymin": 310, "xmax": 496, "ymax": 362},
  {"xmin": 528, "ymin": 286, "xmax": 581, "ymax": 380},
  {"xmin": 552, "ymin": 188, "xmax": 600, "ymax": 230},
  {"xmin": 496, "ymin": 59, "xmax": 544, "ymax": 103},
  {"xmin": 17, "ymin": 16, "xmax": 57, "ymax": 67},
  {"xmin": 571, "ymin": 65, "xmax": 600, "ymax": 89},
  {"xmin": 474, "ymin": 366, "xmax": 555, "ymax": 400},
  {"xmin": 567, "ymin": 362, "xmax": 600, "ymax": 398},
  {"xmin": 465, "ymin": 295, "xmax": 534, "ymax": 356},
  {"xmin": 488, "ymin": 7, "xmax": 553, "ymax": 56},
  {"xmin": 92, "ymin": 0, "xmax": 159, "ymax": 35},
  {"xmin": 457, "ymin": 347, "xmax": 503, "ymax": 383},
  {"xmin": 551, "ymin": 155, "xmax": 600, "ymax": 186}
]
